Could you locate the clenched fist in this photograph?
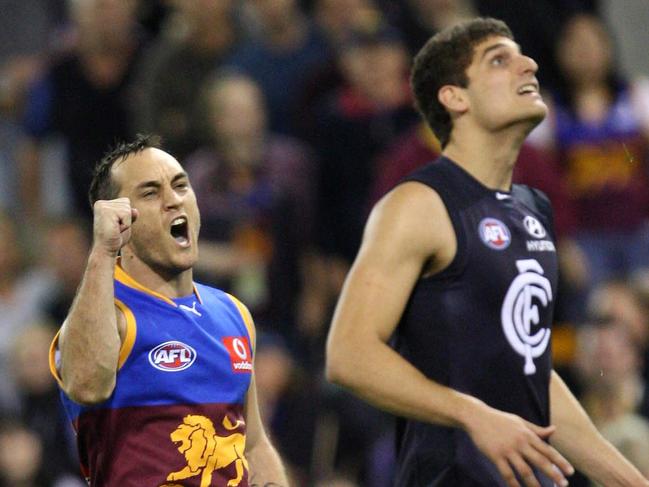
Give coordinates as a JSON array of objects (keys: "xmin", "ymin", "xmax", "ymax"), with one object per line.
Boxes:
[{"xmin": 92, "ymin": 198, "xmax": 139, "ymax": 257}]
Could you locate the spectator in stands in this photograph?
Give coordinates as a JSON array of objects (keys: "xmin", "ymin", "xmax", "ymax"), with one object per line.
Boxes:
[
  {"xmin": 133, "ymin": 0, "xmax": 241, "ymax": 158},
  {"xmin": 312, "ymin": 20, "xmax": 418, "ymax": 268},
  {"xmin": 185, "ymin": 72, "xmax": 322, "ymax": 344},
  {"xmin": 40, "ymin": 217, "xmax": 90, "ymax": 324},
  {"xmin": 0, "ymin": 0, "xmax": 62, "ymax": 213},
  {"xmin": 587, "ymin": 279, "xmax": 649, "ymax": 418},
  {"xmin": 227, "ymin": 0, "xmax": 329, "ymax": 135},
  {"xmin": 0, "ymin": 417, "xmax": 46, "ymax": 487},
  {"xmin": 393, "ymin": 0, "xmax": 478, "ymax": 55},
  {"xmin": 312, "ymin": 0, "xmax": 379, "ymax": 46},
  {"xmin": 20, "ymin": 0, "xmax": 144, "ymax": 220},
  {"xmin": 11, "ymin": 323, "xmax": 82, "ymax": 484},
  {"xmin": 296, "ymin": 0, "xmax": 382, "ymax": 141},
  {"xmin": 528, "ymin": 13, "xmax": 649, "ymax": 288},
  {"xmin": 0, "ymin": 211, "xmax": 53, "ymax": 412},
  {"xmin": 574, "ymin": 318, "xmax": 649, "ymax": 478}
]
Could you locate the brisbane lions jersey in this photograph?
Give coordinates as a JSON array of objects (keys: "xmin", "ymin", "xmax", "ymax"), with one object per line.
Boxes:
[
  {"xmin": 393, "ymin": 157, "xmax": 558, "ymax": 486},
  {"xmin": 50, "ymin": 265, "xmax": 254, "ymax": 487}
]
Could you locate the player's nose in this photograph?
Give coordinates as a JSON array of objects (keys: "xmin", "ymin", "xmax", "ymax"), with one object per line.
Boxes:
[
  {"xmin": 518, "ymin": 54, "xmax": 539, "ymax": 75},
  {"xmin": 163, "ymin": 186, "xmax": 182, "ymax": 209}
]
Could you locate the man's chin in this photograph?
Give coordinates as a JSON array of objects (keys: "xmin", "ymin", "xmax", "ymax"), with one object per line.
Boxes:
[
  {"xmin": 155, "ymin": 252, "xmax": 198, "ymax": 278},
  {"xmin": 530, "ymin": 100, "xmax": 548, "ymax": 121},
  {"xmin": 517, "ymin": 107, "xmax": 547, "ymax": 135},
  {"xmin": 171, "ymin": 255, "xmax": 198, "ymax": 273}
]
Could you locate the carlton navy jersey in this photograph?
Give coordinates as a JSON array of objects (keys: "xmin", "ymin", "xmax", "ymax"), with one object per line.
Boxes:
[
  {"xmin": 50, "ymin": 265, "xmax": 254, "ymax": 487},
  {"xmin": 394, "ymin": 157, "xmax": 558, "ymax": 486}
]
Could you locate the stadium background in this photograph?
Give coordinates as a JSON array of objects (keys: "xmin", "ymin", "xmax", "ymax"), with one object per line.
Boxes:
[{"xmin": 1, "ymin": 0, "xmax": 649, "ymax": 485}]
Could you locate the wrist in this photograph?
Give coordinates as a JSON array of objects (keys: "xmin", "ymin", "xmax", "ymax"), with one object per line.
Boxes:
[
  {"xmin": 454, "ymin": 394, "xmax": 488, "ymax": 432},
  {"xmin": 88, "ymin": 246, "xmax": 119, "ymax": 265}
]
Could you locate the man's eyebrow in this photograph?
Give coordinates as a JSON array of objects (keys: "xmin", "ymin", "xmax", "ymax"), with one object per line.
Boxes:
[
  {"xmin": 135, "ymin": 172, "xmax": 188, "ymax": 190},
  {"xmin": 135, "ymin": 180, "xmax": 161, "ymax": 191},
  {"xmin": 480, "ymin": 41, "xmax": 521, "ymax": 61},
  {"xmin": 171, "ymin": 172, "xmax": 189, "ymax": 183}
]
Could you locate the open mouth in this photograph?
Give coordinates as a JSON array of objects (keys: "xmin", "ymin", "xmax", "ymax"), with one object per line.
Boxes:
[
  {"xmin": 170, "ymin": 216, "xmax": 190, "ymax": 247},
  {"xmin": 517, "ymin": 83, "xmax": 540, "ymax": 97}
]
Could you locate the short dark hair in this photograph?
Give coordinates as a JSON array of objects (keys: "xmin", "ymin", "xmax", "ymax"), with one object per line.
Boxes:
[
  {"xmin": 88, "ymin": 134, "xmax": 162, "ymax": 207},
  {"xmin": 410, "ymin": 18, "xmax": 513, "ymax": 148}
]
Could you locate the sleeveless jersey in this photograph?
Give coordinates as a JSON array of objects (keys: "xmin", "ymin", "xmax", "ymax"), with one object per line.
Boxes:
[
  {"xmin": 50, "ymin": 265, "xmax": 254, "ymax": 487},
  {"xmin": 394, "ymin": 157, "xmax": 558, "ymax": 486}
]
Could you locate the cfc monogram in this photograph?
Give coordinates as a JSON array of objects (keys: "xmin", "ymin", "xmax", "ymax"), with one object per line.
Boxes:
[{"xmin": 501, "ymin": 259, "xmax": 552, "ymax": 375}]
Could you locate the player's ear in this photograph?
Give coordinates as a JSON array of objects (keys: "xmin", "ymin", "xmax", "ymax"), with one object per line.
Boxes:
[{"xmin": 438, "ymin": 85, "xmax": 469, "ymax": 115}]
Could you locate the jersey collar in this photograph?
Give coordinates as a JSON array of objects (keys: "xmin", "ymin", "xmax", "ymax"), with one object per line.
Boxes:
[{"xmin": 114, "ymin": 261, "xmax": 203, "ymax": 307}]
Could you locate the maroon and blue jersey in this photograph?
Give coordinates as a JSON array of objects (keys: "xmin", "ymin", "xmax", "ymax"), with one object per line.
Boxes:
[
  {"xmin": 394, "ymin": 157, "xmax": 559, "ymax": 486},
  {"xmin": 50, "ymin": 265, "xmax": 255, "ymax": 487}
]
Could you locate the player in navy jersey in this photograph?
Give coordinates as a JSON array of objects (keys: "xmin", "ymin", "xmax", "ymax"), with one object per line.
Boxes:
[
  {"xmin": 49, "ymin": 134, "xmax": 288, "ymax": 486},
  {"xmin": 326, "ymin": 17, "xmax": 649, "ymax": 487}
]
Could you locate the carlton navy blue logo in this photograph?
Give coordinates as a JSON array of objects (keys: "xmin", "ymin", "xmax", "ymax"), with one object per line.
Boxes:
[
  {"xmin": 479, "ymin": 218, "xmax": 511, "ymax": 250},
  {"xmin": 501, "ymin": 259, "xmax": 552, "ymax": 375},
  {"xmin": 148, "ymin": 341, "xmax": 197, "ymax": 372}
]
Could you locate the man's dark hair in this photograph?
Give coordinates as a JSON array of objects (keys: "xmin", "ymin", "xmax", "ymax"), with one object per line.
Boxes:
[
  {"xmin": 88, "ymin": 134, "xmax": 162, "ymax": 207},
  {"xmin": 410, "ymin": 18, "xmax": 513, "ymax": 148}
]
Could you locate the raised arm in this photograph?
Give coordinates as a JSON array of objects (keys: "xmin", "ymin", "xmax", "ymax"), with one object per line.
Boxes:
[
  {"xmin": 549, "ymin": 371, "xmax": 649, "ymax": 486},
  {"xmin": 325, "ymin": 183, "xmax": 573, "ymax": 487},
  {"xmin": 57, "ymin": 198, "xmax": 137, "ymax": 404}
]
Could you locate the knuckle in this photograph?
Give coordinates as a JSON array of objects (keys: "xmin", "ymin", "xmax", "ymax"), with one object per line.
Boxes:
[
  {"xmin": 501, "ymin": 446, "xmax": 514, "ymax": 457},
  {"xmin": 521, "ymin": 467, "xmax": 534, "ymax": 478},
  {"xmin": 515, "ymin": 437, "xmax": 528, "ymax": 450},
  {"xmin": 535, "ymin": 457, "xmax": 552, "ymax": 471},
  {"xmin": 502, "ymin": 471, "xmax": 515, "ymax": 481}
]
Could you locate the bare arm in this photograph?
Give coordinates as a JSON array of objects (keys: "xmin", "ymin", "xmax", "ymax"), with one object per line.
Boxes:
[
  {"xmin": 550, "ymin": 371, "xmax": 649, "ymax": 486},
  {"xmin": 326, "ymin": 183, "xmax": 572, "ymax": 487},
  {"xmin": 245, "ymin": 374, "xmax": 288, "ymax": 487},
  {"xmin": 58, "ymin": 198, "xmax": 137, "ymax": 404},
  {"xmin": 326, "ymin": 184, "xmax": 473, "ymax": 423}
]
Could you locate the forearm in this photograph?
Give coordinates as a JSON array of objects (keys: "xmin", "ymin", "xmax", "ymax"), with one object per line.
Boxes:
[
  {"xmin": 247, "ymin": 437, "xmax": 289, "ymax": 487},
  {"xmin": 550, "ymin": 371, "xmax": 649, "ymax": 486},
  {"xmin": 327, "ymin": 336, "xmax": 482, "ymax": 429},
  {"xmin": 59, "ymin": 248, "xmax": 121, "ymax": 404}
]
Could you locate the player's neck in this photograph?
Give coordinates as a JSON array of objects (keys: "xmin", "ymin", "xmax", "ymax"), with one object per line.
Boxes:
[
  {"xmin": 442, "ymin": 125, "xmax": 526, "ymax": 191},
  {"xmin": 118, "ymin": 254, "xmax": 195, "ymax": 299}
]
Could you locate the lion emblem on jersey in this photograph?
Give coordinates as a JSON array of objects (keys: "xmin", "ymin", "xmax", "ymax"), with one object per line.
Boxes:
[{"xmin": 162, "ymin": 414, "xmax": 248, "ymax": 487}]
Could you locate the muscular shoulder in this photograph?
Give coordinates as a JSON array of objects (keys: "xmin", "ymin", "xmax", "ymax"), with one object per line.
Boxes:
[{"xmin": 362, "ymin": 182, "xmax": 456, "ymax": 274}]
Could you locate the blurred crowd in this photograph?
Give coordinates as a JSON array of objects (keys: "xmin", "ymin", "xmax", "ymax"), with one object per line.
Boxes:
[{"xmin": 1, "ymin": 0, "xmax": 649, "ymax": 486}]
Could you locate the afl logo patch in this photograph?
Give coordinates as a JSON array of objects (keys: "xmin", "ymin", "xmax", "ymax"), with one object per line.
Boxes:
[
  {"xmin": 479, "ymin": 218, "xmax": 511, "ymax": 250},
  {"xmin": 148, "ymin": 341, "xmax": 197, "ymax": 372},
  {"xmin": 523, "ymin": 216, "xmax": 546, "ymax": 239}
]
